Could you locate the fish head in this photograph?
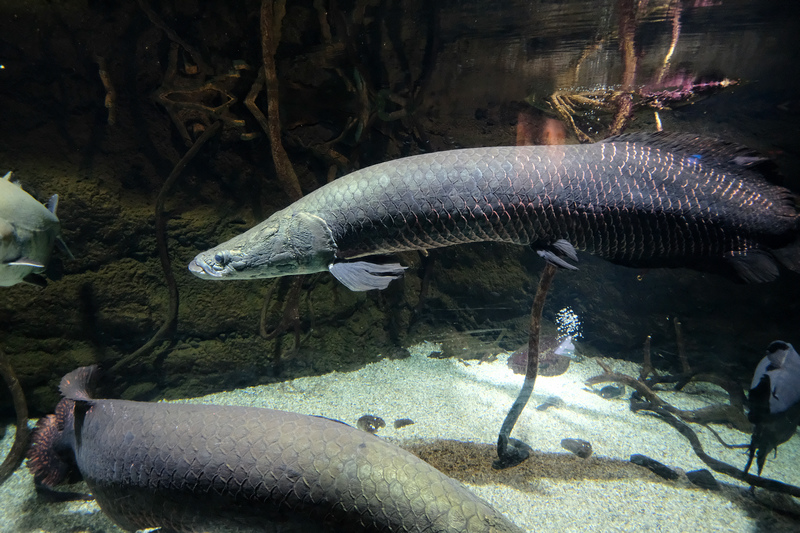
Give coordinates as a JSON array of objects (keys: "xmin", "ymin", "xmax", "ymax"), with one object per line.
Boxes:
[
  {"xmin": 766, "ymin": 340, "xmax": 795, "ymax": 368},
  {"xmin": 189, "ymin": 210, "xmax": 337, "ymax": 280}
]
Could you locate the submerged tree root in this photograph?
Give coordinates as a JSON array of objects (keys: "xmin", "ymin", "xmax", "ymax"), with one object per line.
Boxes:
[
  {"xmin": 587, "ymin": 361, "xmax": 751, "ymax": 432},
  {"xmin": 494, "ymin": 262, "xmax": 558, "ymax": 469},
  {"xmin": 247, "ymin": 0, "xmax": 302, "ymax": 201},
  {"xmin": 0, "ymin": 347, "xmax": 30, "ymax": 486},
  {"xmin": 646, "ymin": 406, "xmax": 800, "ymax": 497},
  {"xmin": 588, "ymin": 359, "xmax": 800, "ymax": 496},
  {"xmin": 111, "ymin": 121, "xmax": 222, "ymax": 374},
  {"xmin": 259, "ymin": 276, "xmax": 315, "ymax": 354}
]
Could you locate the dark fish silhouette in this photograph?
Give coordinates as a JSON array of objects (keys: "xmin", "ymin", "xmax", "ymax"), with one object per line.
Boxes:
[
  {"xmin": 28, "ymin": 366, "xmax": 523, "ymax": 533},
  {"xmin": 190, "ymin": 133, "xmax": 800, "ymax": 290},
  {"xmin": 745, "ymin": 341, "xmax": 800, "ymax": 476}
]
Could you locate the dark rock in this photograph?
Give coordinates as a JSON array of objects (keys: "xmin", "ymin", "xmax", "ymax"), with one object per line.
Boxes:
[
  {"xmin": 536, "ymin": 395, "xmax": 565, "ymax": 411},
  {"xmin": 357, "ymin": 415, "xmax": 385, "ymax": 434},
  {"xmin": 629, "ymin": 454, "xmax": 680, "ymax": 480},
  {"xmin": 561, "ymin": 438, "xmax": 593, "ymax": 458},
  {"xmin": 686, "ymin": 469, "xmax": 720, "ymax": 490},
  {"xmin": 393, "ymin": 418, "xmax": 415, "ymax": 429},
  {"xmin": 599, "ymin": 384, "xmax": 625, "ymax": 399}
]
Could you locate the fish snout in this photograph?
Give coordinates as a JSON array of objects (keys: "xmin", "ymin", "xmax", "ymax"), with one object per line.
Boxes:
[{"xmin": 188, "ymin": 256, "xmax": 222, "ymax": 279}]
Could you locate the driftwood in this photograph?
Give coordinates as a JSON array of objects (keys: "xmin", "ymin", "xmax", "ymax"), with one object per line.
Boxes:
[
  {"xmin": 111, "ymin": 121, "xmax": 222, "ymax": 373},
  {"xmin": 588, "ymin": 355, "xmax": 800, "ymax": 496},
  {"xmin": 248, "ymin": 0, "xmax": 302, "ymax": 201},
  {"xmin": 494, "ymin": 262, "xmax": 558, "ymax": 469},
  {"xmin": 587, "ymin": 360, "xmax": 751, "ymax": 432},
  {"xmin": 0, "ymin": 347, "xmax": 30, "ymax": 486},
  {"xmin": 646, "ymin": 406, "xmax": 800, "ymax": 497}
]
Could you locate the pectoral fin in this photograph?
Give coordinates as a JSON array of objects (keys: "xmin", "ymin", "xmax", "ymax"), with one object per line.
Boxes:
[
  {"xmin": 536, "ymin": 239, "xmax": 579, "ymax": 270},
  {"xmin": 56, "ymin": 237, "xmax": 75, "ymax": 260},
  {"xmin": 8, "ymin": 258, "xmax": 46, "ymax": 268},
  {"xmin": 329, "ymin": 261, "xmax": 406, "ymax": 291}
]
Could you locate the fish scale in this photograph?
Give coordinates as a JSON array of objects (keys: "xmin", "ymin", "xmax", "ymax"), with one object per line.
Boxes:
[
  {"xmin": 320, "ymin": 145, "xmax": 757, "ymax": 259},
  {"xmin": 28, "ymin": 366, "xmax": 522, "ymax": 532},
  {"xmin": 190, "ymin": 133, "xmax": 799, "ymax": 289}
]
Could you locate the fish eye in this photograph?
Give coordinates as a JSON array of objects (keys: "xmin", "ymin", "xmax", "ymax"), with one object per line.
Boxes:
[{"xmin": 214, "ymin": 252, "xmax": 228, "ymax": 265}]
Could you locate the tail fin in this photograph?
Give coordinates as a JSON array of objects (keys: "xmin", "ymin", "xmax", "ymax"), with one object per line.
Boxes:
[{"xmin": 26, "ymin": 399, "xmax": 76, "ymax": 486}]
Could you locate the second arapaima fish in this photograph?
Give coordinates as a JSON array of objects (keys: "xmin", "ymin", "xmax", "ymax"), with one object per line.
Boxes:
[{"xmin": 189, "ymin": 132, "xmax": 800, "ymax": 290}]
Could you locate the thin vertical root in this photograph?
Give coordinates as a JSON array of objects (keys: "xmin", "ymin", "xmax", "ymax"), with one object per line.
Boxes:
[
  {"xmin": 252, "ymin": 0, "xmax": 302, "ymax": 201},
  {"xmin": 0, "ymin": 347, "xmax": 30, "ymax": 486},
  {"xmin": 674, "ymin": 317, "xmax": 690, "ymax": 374},
  {"xmin": 639, "ymin": 335, "xmax": 653, "ymax": 380},
  {"xmin": 494, "ymin": 262, "xmax": 558, "ymax": 469},
  {"xmin": 111, "ymin": 120, "xmax": 222, "ymax": 374}
]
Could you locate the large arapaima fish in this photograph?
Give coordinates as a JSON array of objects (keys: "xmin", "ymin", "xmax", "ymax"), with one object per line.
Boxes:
[{"xmin": 189, "ymin": 133, "xmax": 799, "ymax": 290}]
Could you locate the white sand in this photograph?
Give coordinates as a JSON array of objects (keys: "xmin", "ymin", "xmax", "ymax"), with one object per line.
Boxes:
[{"xmin": 1, "ymin": 343, "xmax": 799, "ymax": 532}]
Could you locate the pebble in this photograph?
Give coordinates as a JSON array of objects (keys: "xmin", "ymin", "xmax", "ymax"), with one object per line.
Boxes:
[
  {"xmin": 561, "ymin": 438, "xmax": 593, "ymax": 458},
  {"xmin": 356, "ymin": 414, "xmax": 385, "ymax": 434},
  {"xmin": 536, "ymin": 395, "xmax": 565, "ymax": 411},
  {"xmin": 630, "ymin": 454, "xmax": 680, "ymax": 480},
  {"xmin": 686, "ymin": 469, "xmax": 720, "ymax": 490},
  {"xmin": 599, "ymin": 385, "xmax": 625, "ymax": 399}
]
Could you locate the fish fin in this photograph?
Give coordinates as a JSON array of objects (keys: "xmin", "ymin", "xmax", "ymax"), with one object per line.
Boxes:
[
  {"xmin": 537, "ymin": 249, "xmax": 578, "ymax": 270},
  {"xmin": 771, "ymin": 238, "xmax": 800, "ymax": 275},
  {"xmin": 329, "ymin": 261, "xmax": 406, "ymax": 291},
  {"xmin": 729, "ymin": 250, "xmax": 779, "ymax": 283},
  {"xmin": 59, "ymin": 365, "xmax": 99, "ymax": 402},
  {"xmin": 536, "ymin": 239, "xmax": 579, "ymax": 270},
  {"xmin": 3, "ymin": 172, "xmax": 22, "ymax": 187},
  {"xmin": 8, "ymin": 258, "xmax": 45, "ymax": 268},
  {"xmin": 56, "ymin": 236, "xmax": 75, "ymax": 260},
  {"xmin": 33, "ymin": 483, "xmax": 93, "ymax": 503},
  {"xmin": 552, "ymin": 239, "xmax": 578, "ymax": 261},
  {"xmin": 311, "ymin": 414, "xmax": 353, "ymax": 427},
  {"xmin": 22, "ymin": 273, "xmax": 48, "ymax": 288},
  {"xmin": 47, "ymin": 194, "xmax": 59, "ymax": 214},
  {"xmin": 604, "ymin": 132, "xmax": 787, "ymax": 185},
  {"xmin": 27, "ymin": 414, "xmax": 69, "ymax": 486},
  {"xmin": 27, "ymin": 398, "xmax": 80, "ymax": 487}
]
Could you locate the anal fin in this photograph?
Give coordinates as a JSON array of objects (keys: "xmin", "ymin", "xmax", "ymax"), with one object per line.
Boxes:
[{"xmin": 729, "ymin": 250, "xmax": 779, "ymax": 283}]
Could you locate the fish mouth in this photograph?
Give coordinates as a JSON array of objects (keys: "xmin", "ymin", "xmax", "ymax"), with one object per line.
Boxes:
[{"xmin": 188, "ymin": 257, "xmax": 222, "ymax": 278}]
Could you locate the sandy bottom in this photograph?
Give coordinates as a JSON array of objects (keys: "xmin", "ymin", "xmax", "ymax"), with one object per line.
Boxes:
[{"xmin": 1, "ymin": 343, "xmax": 799, "ymax": 532}]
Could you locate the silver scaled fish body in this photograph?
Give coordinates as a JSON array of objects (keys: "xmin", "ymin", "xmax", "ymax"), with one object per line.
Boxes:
[
  {"xmin": 28, "ymin": 366, "xmax": 524, "ymax": 533},
  {"xmin": 189, "ymin": 133, "xmax": 800, "ymax": 290},
  {"xmin": 0, "ymin": 172, "xmax": 69, "ymax": 287}
]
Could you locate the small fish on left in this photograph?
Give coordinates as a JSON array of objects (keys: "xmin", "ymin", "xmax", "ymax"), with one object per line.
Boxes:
[{"xmin": 0, "ymin": 171, "xmax": 71, "ymax": 287}]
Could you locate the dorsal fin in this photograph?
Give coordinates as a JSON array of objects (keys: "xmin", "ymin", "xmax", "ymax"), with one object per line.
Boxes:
[
  {"xmin": 47, "ymin": 194, "xmax": 59, "ymax": 214},
  {"xmin": 59, "ymin": 365, "xmax": 98, "ymax": 401},
  {"xmin": 604, "ymin": 132, "xmax": 783, "ymax": 184},
  {"xmin": 2, "ymin": 171, "xmax": 21, "ymax": 187}
]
